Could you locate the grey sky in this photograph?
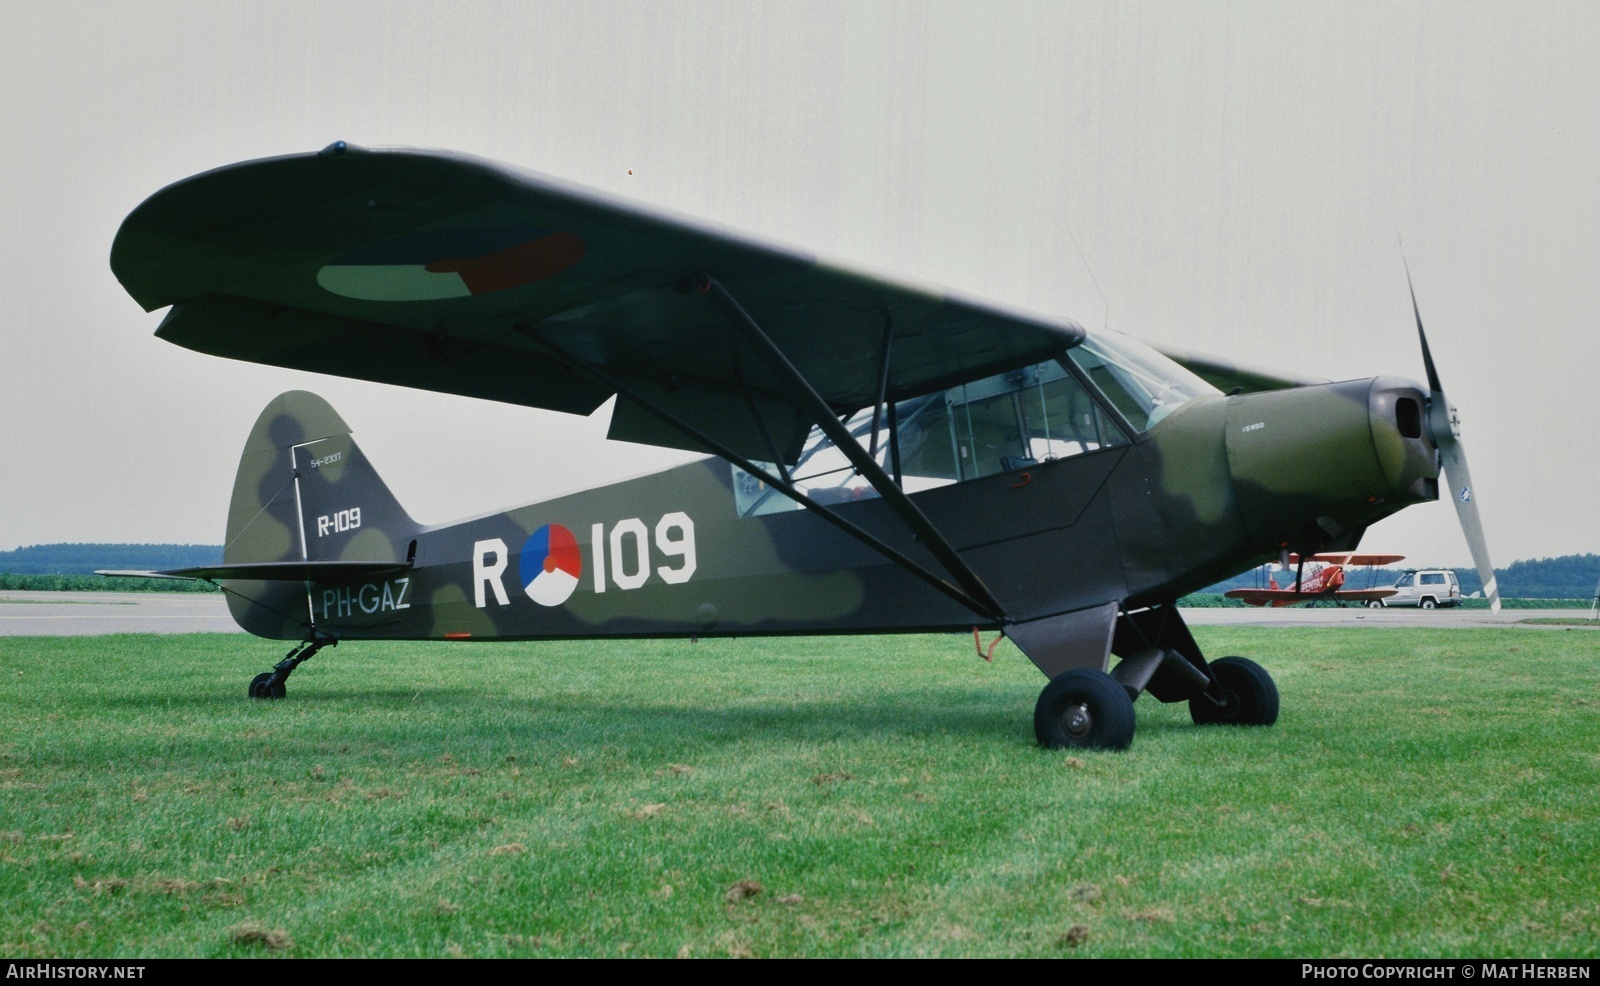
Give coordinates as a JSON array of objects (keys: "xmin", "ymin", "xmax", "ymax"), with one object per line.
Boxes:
[{"xmin": 2, "ymin": 1, "xmax": 1595, "ymax": 569}]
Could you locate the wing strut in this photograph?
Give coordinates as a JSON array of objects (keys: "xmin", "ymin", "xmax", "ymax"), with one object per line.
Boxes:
[
  {"xmin": 695, "ymin": 274, "xmax": 1009, "ymax": 622},
  {"xmin": 519, "ymin": 327, "xmax": 1004, "ymax": 621},
  {"xmin": 732, "ymin": 363, "xmax": 794, "ymax": 485},
  {"xmin": 868, "ymin": 317, "xmax": 894, "ymax": 461}
]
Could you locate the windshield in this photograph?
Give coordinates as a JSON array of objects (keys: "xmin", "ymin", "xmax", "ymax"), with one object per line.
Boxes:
[{"xmin": 1066, "ymin": 331, "xmax": 1219, "ymax": 432}]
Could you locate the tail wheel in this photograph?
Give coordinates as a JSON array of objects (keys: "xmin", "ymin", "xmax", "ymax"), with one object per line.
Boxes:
[
  {"xmin": 1190, "ymin": 656, "xmax": 1278, "ymax": 727},
  {"xmin": 1034, "ymin": 669, "xmax": 1136, "ymax": 750}
]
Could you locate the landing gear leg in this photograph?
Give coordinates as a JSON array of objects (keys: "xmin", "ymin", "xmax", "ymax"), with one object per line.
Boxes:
[
  {"xmin": 1108, "ymin": 603, "xmax": 1279, "ymax": 731},
  {"xmin": 248, "ymin": 635, "xmax": 336, "ymax": 700}
]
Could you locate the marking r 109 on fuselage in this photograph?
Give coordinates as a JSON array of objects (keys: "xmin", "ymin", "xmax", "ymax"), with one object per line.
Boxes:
[{"xmin": 472, "ymin": 512, "xmax": 696, "ymax": 608}]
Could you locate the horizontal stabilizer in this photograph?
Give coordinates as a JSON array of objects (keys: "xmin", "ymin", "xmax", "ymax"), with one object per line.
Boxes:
[{"xmin": 97, "ymin": 561, "xmax": 411, "ymax": 582}]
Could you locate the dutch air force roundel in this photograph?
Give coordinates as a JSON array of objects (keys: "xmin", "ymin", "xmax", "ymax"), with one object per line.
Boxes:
[
  {"xmin": 518, "ymin": 524, "xmax": 582, "ymax": 607},
  {"xmin": 316, "ymin": 226, "xmax": 585, "ymax": 301}
]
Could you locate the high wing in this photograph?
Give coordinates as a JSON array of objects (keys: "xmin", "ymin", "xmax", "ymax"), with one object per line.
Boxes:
[
  {"xmin": 111, "ymin": 143, "xmax": 1083, "ymax": 463},
  {"xmin": 1151, "ymin": 341, "xmax": 1329, "ymax": 395}
]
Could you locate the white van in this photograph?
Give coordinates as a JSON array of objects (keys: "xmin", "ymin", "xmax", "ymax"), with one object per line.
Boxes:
[{"xmin": 1374, "ymin": 570, "xmax": 1462, "ymax": 609}]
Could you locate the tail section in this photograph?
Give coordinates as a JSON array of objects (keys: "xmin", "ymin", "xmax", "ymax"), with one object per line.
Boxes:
[{"xmin": 223, "ymin": 391, "xmax": 419, "ymax": 637}]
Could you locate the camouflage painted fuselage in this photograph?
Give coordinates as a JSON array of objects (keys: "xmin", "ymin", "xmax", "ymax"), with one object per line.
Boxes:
[{"xmin": 224, "ymin": 376, "xmax": 1440, "ymax": 643}]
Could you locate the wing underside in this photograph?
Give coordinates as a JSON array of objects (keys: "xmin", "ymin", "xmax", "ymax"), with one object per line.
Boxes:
[{"xmin": 112, "ymin": 144, "xmax": 1084, "ymax": 462}]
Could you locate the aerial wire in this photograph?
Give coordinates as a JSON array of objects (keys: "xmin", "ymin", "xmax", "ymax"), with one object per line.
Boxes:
[{"xmin": 1061, "ymin": 208, "xmax": 1109, "ymax": 333}]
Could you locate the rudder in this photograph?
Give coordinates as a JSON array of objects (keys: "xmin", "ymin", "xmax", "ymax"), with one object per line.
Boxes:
[{"xmin": 223, "ymin": 391, "xmax": 418, "ymax": 637}]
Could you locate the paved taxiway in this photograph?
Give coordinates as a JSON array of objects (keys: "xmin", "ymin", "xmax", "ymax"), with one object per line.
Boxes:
[
  {"xmin": 1, "ymin": 591, "xmax": 1594, "ymax": 636},
  {"xmin": 0, "ymin": 591, "xmax": 241, "ymax": 636}
]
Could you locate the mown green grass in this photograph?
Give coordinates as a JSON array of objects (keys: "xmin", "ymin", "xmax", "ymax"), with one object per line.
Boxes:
[{"xmin": 1, "ymin": 628, "xmax": 1596, "ymax": 958}]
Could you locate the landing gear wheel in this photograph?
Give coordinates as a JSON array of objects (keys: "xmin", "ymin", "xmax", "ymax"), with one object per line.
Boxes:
[
  {"xmin": 1190, "ymin": 656, "xmax": 1278, "ymax": 726},
  {"xmin": 1034, "ymin": 669, "xmax": 1136, "ymax": 750},
  {"xmin": 249, "ymin": 672, "xmax": 285, "ymax": 700},
  {"xmin": 1366, "ymin": 600, "xmax": 1384, "ymax": 609}
]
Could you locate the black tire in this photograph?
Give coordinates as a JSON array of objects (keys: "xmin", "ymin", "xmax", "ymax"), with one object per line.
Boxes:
[
  {"xmin": 1034, "ymin": 669, "xmax": 1136, "ymax": 750},
  {"xmin": 249, "ymin": 672, "xmax": 285, "ymax": 700},
  {"xmin": 1420, "ymin": 598, "xmax": 1436, "ymax": 610},
  {"xmin": 1190, "ymin": 656, "xmax": 1278, "ymax": 727},
  {"xmin": 1366, "ymin": 600, "xmax": 1384, "ymax": 609}
]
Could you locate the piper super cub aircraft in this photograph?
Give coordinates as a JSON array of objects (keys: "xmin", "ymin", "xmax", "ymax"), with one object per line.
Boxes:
[{"xmin": 104, "ymin": 143, "xmax": 1501, "ymax": 750}]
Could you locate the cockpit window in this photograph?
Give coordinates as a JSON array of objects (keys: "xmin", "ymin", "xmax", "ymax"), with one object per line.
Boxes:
[
  {"xmin": 943, "ymin": 362, "xmax": 1130, "ymax": 480},
  {"xmin": 1066, "ymin": 331, "xmax": 1219, "ymax": 432},
  {"xmin": 732, "ymin": 359, "xmax": 1129, "ymax": 518}
]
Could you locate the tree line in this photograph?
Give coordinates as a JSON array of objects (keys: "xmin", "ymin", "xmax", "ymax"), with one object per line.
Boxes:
[{"xmin": 0, "ymin": 543, "xmax": 221, "ymax": 575}]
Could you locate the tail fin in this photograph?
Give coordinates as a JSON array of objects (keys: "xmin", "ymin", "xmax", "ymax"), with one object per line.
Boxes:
[{"xmin": 223, "ymin": 391, "xmax": 418, "ymax": 637}]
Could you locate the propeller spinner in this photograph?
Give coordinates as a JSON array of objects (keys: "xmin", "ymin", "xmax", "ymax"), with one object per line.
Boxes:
[{"xmin": 1404, "ymin": 260, "xmax": 1501, "ymax": 612}]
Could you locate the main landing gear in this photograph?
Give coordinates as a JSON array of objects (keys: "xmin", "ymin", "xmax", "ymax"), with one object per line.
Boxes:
[
  {"xmin": 1187, "ymin": 656, "xmax": 1279, "ymax": 727},
  {"xmin": 1023, "ymin": 604, "xmax": 1279, "ymax": 750},
  {"xmin": 1034, "ymin": 669, "xmax": 1137, "ymax": 750},
  {"xmin": 248, "ymin": 635, "xmax": 336, "ymax": 699}
]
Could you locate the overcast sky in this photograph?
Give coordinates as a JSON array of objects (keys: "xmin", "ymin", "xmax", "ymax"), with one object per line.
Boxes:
[{"xmin": 2, "ymin": 0, "xmax": 1595, "ymax": 570}]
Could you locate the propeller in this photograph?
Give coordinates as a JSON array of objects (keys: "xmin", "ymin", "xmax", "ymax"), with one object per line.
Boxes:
[{"xmin": 1404, "ymin": 256, "xmax": 1501, "ymax": 612}]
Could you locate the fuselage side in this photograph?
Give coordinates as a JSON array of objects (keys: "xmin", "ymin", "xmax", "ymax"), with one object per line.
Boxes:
[{"xmin": 232, "ymin": 373, "xmax": 1439, "ymax": 642}]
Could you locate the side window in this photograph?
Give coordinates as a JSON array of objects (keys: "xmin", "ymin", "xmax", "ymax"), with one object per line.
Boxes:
[
  {"xmin": 948, "ymin": 364, "xmax": 1128, "ymax": 481},
  {"xmin": 894, "ymin": 393, "xmax": 960, "ymax": 485},
  {"xmin": 1396, "ymin": 573, "xmax": 1414, "ymax": 587},
  {"xmin": 1421, "ymin": 573, "xmax": 1445, "ymax": 585},
  {"xmin": 731, "ymin": 360, "xmax": 1128, "ymax": 517},
  {"xmin": 1024, "ymin": 373, "xmax": 1129, "ymax": 463}
]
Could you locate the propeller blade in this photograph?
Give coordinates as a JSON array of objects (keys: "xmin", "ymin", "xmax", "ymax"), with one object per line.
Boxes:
[
  {"xmin": 1403, "ymin": 255, "xmax": 1500, "ymax": 613},
  {"xmin": 1404, "ymin": 256, "xmax": 1444, "ymax": 395},
  {"xmin": 1439, "ymin": 434, "xmax": 1500, "ymax": 613}
]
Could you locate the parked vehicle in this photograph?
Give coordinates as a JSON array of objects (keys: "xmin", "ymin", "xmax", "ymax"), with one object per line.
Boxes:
[{"xmin": 1368, "ymin": 569, "xmax": 1462, "ymax": 608}]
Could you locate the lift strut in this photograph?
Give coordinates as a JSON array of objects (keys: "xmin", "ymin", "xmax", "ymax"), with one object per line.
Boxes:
[
  {"xmin": 696, "ymin": 274, "xmax": 1008, "ymax": 622},
  {"xmin": 519, "ymin": 322, "xmax": 1003, "ymax": 621}
]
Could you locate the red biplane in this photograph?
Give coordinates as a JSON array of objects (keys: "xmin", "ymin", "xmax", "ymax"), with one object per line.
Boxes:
[{"xmin": 1224, "ymin": 553, "xmax": 1406, "ymax": 607}]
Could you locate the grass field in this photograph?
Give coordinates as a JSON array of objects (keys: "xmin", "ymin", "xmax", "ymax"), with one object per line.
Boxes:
[{"xmin": 1, "ymin": 628, "xmax": 1596, "ymax": 958}]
